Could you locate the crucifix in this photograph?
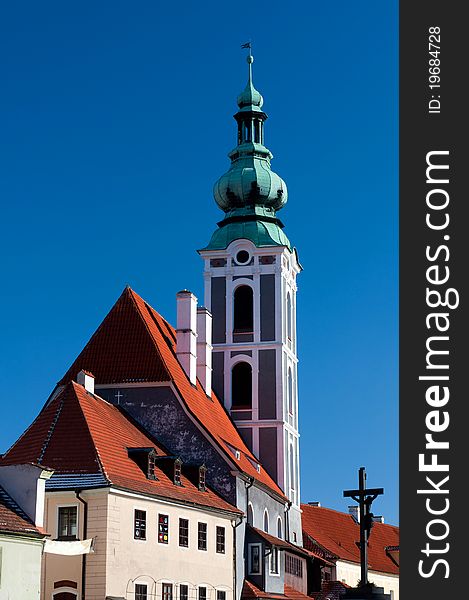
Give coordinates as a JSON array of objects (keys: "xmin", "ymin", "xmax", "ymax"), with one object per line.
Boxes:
[
  {"xmin": 115, "ymin": 390, "xmax": 123, "ymax": 405},
  {"xmin": 343, "ymin": 467, "xmax": 384, "ymax": 587}
]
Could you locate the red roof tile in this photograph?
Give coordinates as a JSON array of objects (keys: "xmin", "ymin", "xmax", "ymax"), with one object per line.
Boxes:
[
  {"xmin": 301, "ymin": 504, "xmax": 399, "ymax": 575},
  {"xmin": 242, "ymin": 581, "xmax": 310, "ymax": 600},
  {"xmin": 2, "ymin": 382, "xmax": 240, "ymax": 515},
  {"xmin": 0, "ymin": 485, "xmax": 44, "ymax": 537},
  {"xmin": 284, "ymin": 586, "xmax": 312, "ymax": 600},
  {"xmin": 249, "ymin": 526, "xmax": 310, "ymax": 557},
  {"xmin": 58, "ymin": 287, "xmax": 286, "ymax": 500}
]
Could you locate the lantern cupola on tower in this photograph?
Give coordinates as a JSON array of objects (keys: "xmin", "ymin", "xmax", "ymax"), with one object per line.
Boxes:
[{"xmin": 205, "ymin": 52, "xmax": 290, "ymax": 250}]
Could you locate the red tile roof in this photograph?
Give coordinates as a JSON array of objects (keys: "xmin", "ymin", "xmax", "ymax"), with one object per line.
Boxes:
[
  {"xmin": 0, "ymin": 485, "xmax": 44, "ymax": 538},
  {"xmin": 242, "ymin": 581, "xmax": 310, "ymax": 600},
  {"xmin": 283, "ymin": 586, "xmax": 312, "ymax": 600},
  {"xmin": 58, "ymin": 287, "xmax": 286, "ymax": 500},
  {"xmin": 248, "ymin": 526, "xmax": 310, "ymax": 558},
  {"xmin": 1, "ymin": 382, "xmax": 240, "ymax": 515},
  {"xmin": 301, "ymin": 504, "xmax": 399, "ymax": 575},
  {"xmin": 310, "ymin": 581, "xmax": 350, "ymax": 600}
]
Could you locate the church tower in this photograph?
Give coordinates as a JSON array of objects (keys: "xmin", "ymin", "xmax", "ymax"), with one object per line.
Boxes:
[{"xmin": 199, "ymin": 52, "xmax": 302, "ymax": 518}]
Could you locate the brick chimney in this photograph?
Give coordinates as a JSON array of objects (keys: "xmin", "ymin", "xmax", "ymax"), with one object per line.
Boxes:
[
  {"xmin": 197, "ymin": 307, "xmax": 212, "ymax": 396},
  {"xmin": 176, "ymin": 290, "xmax": 197, "ymax": 385}
]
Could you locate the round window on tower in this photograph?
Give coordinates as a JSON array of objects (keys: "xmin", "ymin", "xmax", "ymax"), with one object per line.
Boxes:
[{"xmin": 235, "ymin": 250, "xmax": 250, "ymax": 265}]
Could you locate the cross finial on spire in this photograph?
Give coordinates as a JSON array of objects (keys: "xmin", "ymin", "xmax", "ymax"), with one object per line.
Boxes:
[{"xmin": 241, "ymin": 41, "xmax": 254, "ymax": 81}]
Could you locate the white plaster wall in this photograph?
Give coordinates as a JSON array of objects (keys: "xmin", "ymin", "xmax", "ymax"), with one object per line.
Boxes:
[
  {"xmin": 42, "ymin": 489, "xmax": 108, "ymax": 600},
  {"xmin": 106, "ymin": 490, "xmax": 235, "ymax": 600},
  {"xmin": 0, "ymin": 534, "xmax": 43, "ymax": 600},
  {"xmin": 335, "ymin": 560, "xmax": 399, "ymax": 600}
]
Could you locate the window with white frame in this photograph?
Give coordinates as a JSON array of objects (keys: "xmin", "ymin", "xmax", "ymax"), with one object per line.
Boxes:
[
  {"xmin": 180, "ymin": 585, "xmax": 189, "ymax": 600},
  {"xmin": 248, "ymin": 543, "xmax": 262, "ymax": 575},
  {"xmin": 179, "ymin": 518, "xmax": 189, "ymax": 547},
  {"xmin": 162, "ymin": 583, "xmax": 173, "ymax": 600},
  {"xmin": 198, "ymin": 587, "xmax": 207, "ymax": 600},
  {"xmin": 158, "ymin": 513, "xmax": 169, "ymax": 544},
  {"xmin": 134, "ymin": 509, "xmax": 146, "ymax": 540},
  {"xmin": 57, "ymin": 505, "xmax": 78, "ymax": 540},
  {"xmin": 135, "ymin": 583, "xmax": 148, "ymax": 600},
  {"xmin": 198, "ymin": 522, "xmax": 207, "ymax": 550},
  {"xmin": 216, "ymin": 525, "xmax": 225, "ymax": 553},
  {"xmin": 217, "ymin": 592, "xmax": 226, "ymax": 600}
]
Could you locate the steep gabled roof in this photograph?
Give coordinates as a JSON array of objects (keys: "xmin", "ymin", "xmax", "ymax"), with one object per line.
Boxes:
[
  {"xmin": 1, "ymin": 382, "xmax": 240, "ymax": 514},
  {"xmin": 301, "ymin": 504, "xmax": 399, "ymax": 575},
  {"xmin": 0, "ymin": 485, "xmax": 44, "ymax": 538},
  {"xmin": 58, "ymin": 287, "xmax": 286, "ymax": 500}
]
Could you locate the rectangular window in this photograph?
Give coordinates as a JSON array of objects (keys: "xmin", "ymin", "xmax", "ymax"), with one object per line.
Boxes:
[
  {"xmin": 216, "ymin": 526, "xmax": 225, "ymax": 553},
  {"xmin": 158, "ymin": 513, "xmax": 169, "ymax": 544},
  {"xmin": 285, "ymin": 555, "xmax": 303, "ymax": 577},
  {"xmin": 180, "ymin": 584, "xmax": 189, "ymax": 600},
  {"xmin": 249, "ymin": 544, "xmax": 261, "ymax": 575},
  {"xmin": 217, "ymin": 592, "xmax": 226, "ymax": 600},
  {"xmin": 134, "ymin": 509, "xmax": 146, "ymax": 540},
  {"xmin": 179, "ymin": 518, "xmax": 189, "ymax": 547},
  {"xmin": 199, "ymin": 587, "xmax": 207, "ymax": 600},
  {"xmin": 270, "ymin": 547, "xmax": 279, "ymax": 574},
  {"xmin": 58, "ymin": 506, "xmax": 78, "ymax": 540},
  {"xmin": 136, "ymin": 584, "xmax": 148, "ymax": 600},
  {"xmin": 162, "ymin": 583, "xmax": 173, "ymax": 600},
  {"xmin": 198, "ymin": 522, "xmax": 207, "ymax": 551}
]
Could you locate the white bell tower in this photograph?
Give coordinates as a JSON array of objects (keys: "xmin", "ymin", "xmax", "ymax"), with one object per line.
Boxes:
[
  {"xmin": 199, "ymin": 241, "xmax": 301, "ymax": 511},
  {"xmin": 198, "ymin": 51, "xmax": 302, "ymax": 534}
]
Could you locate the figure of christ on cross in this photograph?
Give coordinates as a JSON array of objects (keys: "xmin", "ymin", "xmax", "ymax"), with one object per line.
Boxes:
[{"xmin": 343, "ymin": 467, "xmax": 384, "ymax": 588}]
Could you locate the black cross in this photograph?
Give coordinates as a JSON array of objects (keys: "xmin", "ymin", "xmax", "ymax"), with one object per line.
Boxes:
[{"xmin": 343, "ymin": 467, "xmax": 384, "ymax": 587}]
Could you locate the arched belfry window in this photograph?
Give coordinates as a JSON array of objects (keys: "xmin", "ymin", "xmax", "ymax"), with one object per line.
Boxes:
[
  {"xmin": 233, "ymin": 286, "xmax": 254, "ymax": 335},
  {"xmin": 231, "ymin": 362, "xmax": 252, "ymax": 408},
  {"xmin": 288, "ymin": 368, "xmax": 293, "ymax": 415},
  {"xmin": 286, "ymin": 292, "xmax": 292, "ymax": 340}
]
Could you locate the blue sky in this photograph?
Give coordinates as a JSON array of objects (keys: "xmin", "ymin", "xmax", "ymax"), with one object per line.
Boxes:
[{"xmin": 0, "ymin": 2, "xmax": 398, "ymax": 523}]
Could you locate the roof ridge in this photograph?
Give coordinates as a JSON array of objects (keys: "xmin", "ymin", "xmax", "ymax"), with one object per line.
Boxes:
[
  {"xmin": 70, "ymin": 382, "xmax": 113, "ymax": 483},
  {"xmin": 37, "ymin": 393, "xmax": 66, "ymax": 464},
  {"xmin": 1, "ymin": 391, "xmax": 62, "ymax": 464}
]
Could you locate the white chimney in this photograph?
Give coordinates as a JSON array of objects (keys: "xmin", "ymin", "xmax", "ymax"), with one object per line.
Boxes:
[
  {"xmin": 77, "ymin": 369, "xmax": 95, "ymax": 394},
  {"xmin": 348, "ymin": 505, "xmax": 360, "ymax": 523},
  {"xmin": 0, "ymin": 464, "xmax": 54, "ymax": 528},
  {"xmin": 197, "ymin": 307, "xmax": 212, "ymax": 396},
  {"xmin": 176, "ymin": 290, "xmax": 197, "ymax": 385}
]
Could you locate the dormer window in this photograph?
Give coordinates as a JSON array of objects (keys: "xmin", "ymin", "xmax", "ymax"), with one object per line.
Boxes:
[
  {"xmin": 128, "ymin": 447, "xmax": 158, "ymax": 481},
  {"xmin": 174, "ymin": 459, "xmax": 182, "ymax": 486},
  {"xmin": 199, "ymin": 465, "xmax": 207, "ymax": 491},
  {"xmin": 148, "ymin": 451, "xmax": 156, "ymax": 480}
]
